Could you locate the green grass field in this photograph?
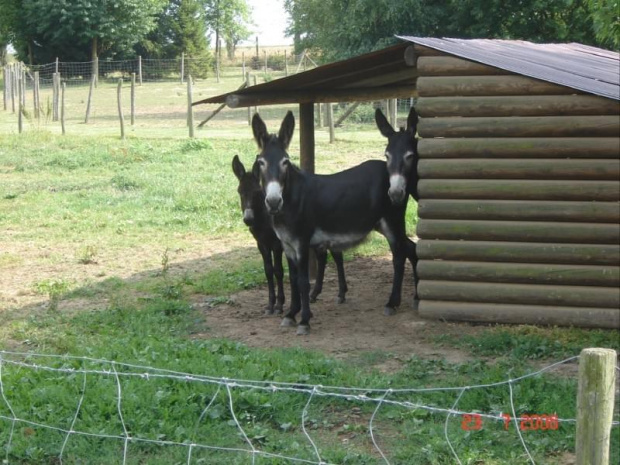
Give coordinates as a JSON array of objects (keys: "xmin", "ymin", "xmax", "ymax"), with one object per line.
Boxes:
[{"xmin": 1, "ymin": 72, "xmax": 619, "ymax": 464}]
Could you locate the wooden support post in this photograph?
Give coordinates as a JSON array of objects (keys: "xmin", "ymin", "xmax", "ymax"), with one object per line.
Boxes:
[
  {"xmin": 117, "ymin": 79, "xmax": 125, "ymax": 140},
  {"xmin": 130, "ymin": 73, "xmax": 136, "ymax": 126},
  {"xmin": 576, "ymin": 348, "xmax": 616, "ymax": 465},
  {"xmin": 334, "ymin": 102, "xmax": 360, "ymax": 127},
  {"xmin": 327, "ymin": 102, "xmax": 335, "ymax": 143},
  {"xmin": 85, "ymin": 74, "xmax": 95, "ymax": 123},
  {"xmin": 94, "ymin": 55, "xmax": 99, "ymax": 88},
  {"xmin": 180, "ymin": 52, "xmax": 185, "ymax": 84},
  {"xmin": 60, "ymin": 82, "xmax": 66, "ymax": 135},
  {"xmin": 299, "ymin": 102, "xmax": 317, "ymax": 278},
  {"xmin": 55, "ymin": 57, "xmax": 59, "ymax": 74},
  {"xmin": 316, "ymin": 103, "xmax": 322, "ymax": 127},
  {"xmin": 198, "ymin": 81, "xmax": 247, "ymax": 128},
  {"xmin": 284, "ymin": 50, "xmax": 288, "ymax": 76},
  {"xmin": 138, "ymin": 56, "xmax": 143, "ymax": 86},
  {"xmin": 187, "ymin": 75, "xmax": 194, "ymax": 138}
]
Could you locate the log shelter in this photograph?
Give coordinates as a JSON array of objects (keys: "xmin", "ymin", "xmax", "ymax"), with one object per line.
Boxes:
[{"xmin": 195, "ymin": 37, "xmax": 620, "ymax": 329}]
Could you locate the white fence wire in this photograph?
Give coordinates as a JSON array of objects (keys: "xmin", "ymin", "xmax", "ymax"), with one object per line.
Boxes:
[{"xmin": 1, "ymin": 350, "xmax": 617, "ymax": 464}]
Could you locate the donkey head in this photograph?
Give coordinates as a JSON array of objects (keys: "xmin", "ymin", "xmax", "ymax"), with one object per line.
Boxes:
[
  {"xmin": 252, "ymin": 111, "xmax": 295, "ymax": 215},
  {"xmin": 232, "ymin": 155, "xmax": 262, "ymax": 226},
  {"xmin": 375, "ymin": 106, "xmax": 418, "ymax": 205}
]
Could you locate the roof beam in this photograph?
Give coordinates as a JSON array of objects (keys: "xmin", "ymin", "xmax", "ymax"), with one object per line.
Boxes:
[{"xmin": 225, "ymin": 85, "xmax": 417, "ymax": 108}]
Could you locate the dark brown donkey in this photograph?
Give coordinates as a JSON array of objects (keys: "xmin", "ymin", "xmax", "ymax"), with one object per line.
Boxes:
[{"xmin": 232, "ymin": 155, "xmax": 348, "ymax": 314}]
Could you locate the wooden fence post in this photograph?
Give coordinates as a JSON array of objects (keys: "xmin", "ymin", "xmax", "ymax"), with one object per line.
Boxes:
[
  {"xmin": 55, "ymin": 57, "xmax": 59, "ymax": 74},
  {"xmin": 253, "ymin": 75, "xmax": 258, "ymax": 115},
  {"xmin": 17, "ymin": 67, "xmax": 22, "ymax": 133},
  {"xmin": 242, "ymin": 52, "xmax": 246, "ymax": 79},
  {"xmin": 21, "ymin": 67, "xmax": 26, "ymax": 108},
  {"xmin": 33, "ymin": 71, "xmax": 40, "ymax": 120},
  {"xmin": 316, "ymin": 103, "xmax": 322, "ymax": 127},
  {"xmin": 10, "ymin": 65, "xmax": 15, "ymax": 113},
  {"xmin": 576, "ymin": 348, "xmax": 616, "ymax": 465},
  {"xmin": 60, "ymin": 82, "xmax": 66, "ymax": 135},
  {"xmin": 130, "ymin": 73, "xmax": 136, "ymax": 126},
  {"xmin": 263, "ymin": 50, "xmax": 267, "ymax": 75},
  {"xmin": 180, "ymin": 52, "xmax": 185, "ymax": 84},
  {"xmin": 246, "ymin": 72, "xmax": 251, "ymax": 125},
  {"xmin": 187, "ymin": 75, "xmax": 194, "ymax": 138},
  {"xmin": 334, "ymin": 102, "xmax": 361, "ymax": 127},
  {"xmin": 284, "ymin": 50, "xmax": 289, "ymax": 76},
  {"xmin": 117, "ymin": 79, "xmax": 125, "ymax": 140},
  {"xmin": 138, "ymin": 56, "xmax": 143, "ymax": 86},
  {"xmin": 94, "ymin": 55, "xmax": 99, "ymax": 88},
  {"xmin": 327, "ymin": 102, "xmax": 335, "ymax": 143},
  {"xmin": 2, "ymin": 66, "xmax": 7, "ymax": 111},
  {"xmin": 85, "ymin": 74, "xmax": 95, "ymax": 123},
  {"xmin": 52, "ymin": 73, "xmax": 59, "ymax": 121}
]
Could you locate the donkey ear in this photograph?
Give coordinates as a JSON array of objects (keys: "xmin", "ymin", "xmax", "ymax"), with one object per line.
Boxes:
[
  {"xmin": 232, "ymin": 155, "xmax": 246, "ymax": 180},
  {"xmin": 406, "ymin": 106, "xmax": 419, "ymax": 136},
  {"xmin": 375, "ymin": 109, "xmax": 394, "ymax": 138},
  {"xmin": 251, "ymin": 159, "xmax": 261, "ymax": 180},
  {"xmin": 278, "ymin": 111, "xmax": 295, "ymax": 150},
  {"xmin": 252, "ymin": 113, "xmax": 269, "ymax": 149}
]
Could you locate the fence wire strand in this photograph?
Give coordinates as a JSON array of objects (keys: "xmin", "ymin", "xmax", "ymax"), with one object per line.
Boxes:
[{"xmin": 0, "ymin": 350, "xmax": 618, "ymax": 465}]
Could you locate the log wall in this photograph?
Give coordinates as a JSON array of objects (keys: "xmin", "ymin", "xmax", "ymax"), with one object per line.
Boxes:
[{"xmin": 413, "ymin": 50, "xmax": 620, "ymax": 329}]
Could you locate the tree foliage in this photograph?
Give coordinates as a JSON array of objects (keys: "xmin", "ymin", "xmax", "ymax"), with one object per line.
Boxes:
[
  {"xmin": 203, "ymin": 0, "xmax": 252, "ymax": 59},
  {"xmin": 2, "ymin": 0, "xmax": 167, "ymax": 63},
  {"xmin": 284, "ymin": 0, "xmax": 615, "ymax": 61}
]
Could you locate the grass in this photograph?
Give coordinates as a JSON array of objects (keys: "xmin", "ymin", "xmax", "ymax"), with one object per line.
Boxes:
[{"xmin": 1, "ymin": 75, "xmax": 619, "ymax": 463}]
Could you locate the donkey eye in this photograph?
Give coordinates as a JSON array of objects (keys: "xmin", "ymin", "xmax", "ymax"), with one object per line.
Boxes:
[
  {"xmin": 257, "ymin": 158, "xmax": 266, "ymax": 167},
  {"xmin": 385, "ymin": 152, "xmax": 390, "ymax": 159}
]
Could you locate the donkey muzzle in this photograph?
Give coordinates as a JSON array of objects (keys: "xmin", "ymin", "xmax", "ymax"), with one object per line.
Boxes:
[
  {"xmin": 243, "ymin": 208, "xmax": 254, "ymax": 226},
  {"xmin": 265, "ymin": 181, "xmax": 284, "ymax": 215},
  {"xmin": 388, "ymin": 174, "xmax": 407, "ymax": 205}
]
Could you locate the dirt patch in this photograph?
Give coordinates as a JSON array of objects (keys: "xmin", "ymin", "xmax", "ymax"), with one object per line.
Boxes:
[{"xmin": 193, "ymin": 255, "xmax": 479, "ymax": 367}]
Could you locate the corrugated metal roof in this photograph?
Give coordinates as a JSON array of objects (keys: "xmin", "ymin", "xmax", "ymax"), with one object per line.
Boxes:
[{"xmin": 398, "ymin": 36, "xmax": 620, "ymax": 100}]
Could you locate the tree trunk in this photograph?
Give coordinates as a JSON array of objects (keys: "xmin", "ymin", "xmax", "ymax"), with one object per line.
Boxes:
[{"xmin": 91, "ymin": 36, "xmax": 98, "ymax": 61}]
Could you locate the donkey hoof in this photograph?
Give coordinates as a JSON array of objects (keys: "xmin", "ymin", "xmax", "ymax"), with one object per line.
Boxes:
[
  {"xmin": 337, "ymin": 296, "xmax": 346, "ymax": 304},
  {"xmin": 384, "ymin": 306, "xmax": 397, "ymax": 316},
  {"xmin": 264, "ymin": 305, "xmax": 275, "ymax": 315},
  {"xmin": 296, "ymin": 324, "xmax": 310, "ymax": 336},
  {"xmin": 274, "ymin": 304, "xmax": 284, "ymax": 315},
  {"xmin": 309, "ymin": 294, "xmax": 318, "ymax": 303},
  {"xmin": 280, "ymin": 317, "xmax": 296, "ymax": 327}
]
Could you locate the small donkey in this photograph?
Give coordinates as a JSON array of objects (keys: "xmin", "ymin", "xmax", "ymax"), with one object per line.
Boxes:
[{"xmin": 232, "ymin": 155, "xmax": 348, "ymax": 314}]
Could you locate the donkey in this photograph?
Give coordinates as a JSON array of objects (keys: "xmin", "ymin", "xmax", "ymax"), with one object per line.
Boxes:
[
  {"xmin": 375, "ymin": 106, "xmax": 420, "ymax": 301},
  {"xmin": 252, "ymin": 112, "xmax": 415, "ymax": 335},
  {"xmin": 375, "ymin": 106, "xmax": 419, "ymax": 205},
  {"xmin": 232, "ymin": 155, "xmax": 348, "ymax": 315}
]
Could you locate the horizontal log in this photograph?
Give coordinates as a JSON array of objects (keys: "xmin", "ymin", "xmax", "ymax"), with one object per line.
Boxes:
[
  {"xmin": 418, "ymin": 301, "xmax": 620, "ymax": 329},
  {"xmin": 223, "ymin": 85, "xmax": 416, "ymax": 108},
  {"xmin": 418, "ymin": 115, "xmax": 620, "ymax": 138},
  {"xmin": 416, "ymin": 219, "xmax": 620, "ymax": 244},
  {"xmin": 418, "ymin": 280, "xmax": 620, "ymax": 308},
  {"xmin": 417, "ymin": 159, "xmax": 620, "ymax": 180},
  {"xmin": 417, "ymin": 260, "xmax": 619, "ymax": 286},
  {"xmin": 404, "ymin": 44, "xmax": 447, "ymax": 61},
  {"xmin": 417, "ymin": 138, "xmax": 620, "ymax": 159},
  {"xmin": 416, "ymin": 56, "xmax": 512, "ymax": 76},
  {"xmin": 416, "ymin": 240, "xmax": 620, "ymax": 266},
  {"xmin": 416, "ymin": 95, "xmax": 620, "ymax": 117},
  {"xmin": 417, "ymin": 200, "xmax": 620, "ymax": 223},
  {"xmin": 417, "ymin": 75, "xmax": 578, "ymax": 97},
  {"xmin": 417, "ymin": 179, "xmax": 620, "ymax": 201}
]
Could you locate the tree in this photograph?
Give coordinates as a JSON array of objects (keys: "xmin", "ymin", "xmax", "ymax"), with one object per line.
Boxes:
[
  {"xmin": 4, "ymin": 0, "xmax": 166, "ymax": 63},
  {"xmin": 284, "ymin": 0, "xmax": 612, "ymax": 63},
  {"xmin": 203, "ymin": 0, "xmax": 252, "ymax": 60},
  {"xmin": 585, "ymin": 0, "xmax": 620, "ymax": 49}
]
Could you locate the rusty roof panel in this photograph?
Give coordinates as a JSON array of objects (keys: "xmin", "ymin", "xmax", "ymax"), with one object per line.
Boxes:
[{"xmin": 398, "ymin": 36, "xmax": 619, "ymax": 100}]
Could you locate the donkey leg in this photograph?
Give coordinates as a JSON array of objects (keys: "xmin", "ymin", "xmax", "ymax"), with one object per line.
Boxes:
[
  {"xmin": 379, "ymin": 218, "xmax": 407, "ymax": 316},
  {"xmin": 258, "ymin": 244, "xmax": 276, "ymax": 314},
  {"xmin": 331, "ymin": 251, "xmax": 348, "ymax": 304},
  {"xmin": 273, "ymin": 245, "xmax": 286, "ymax": 314},
  {"xmin": 281, "ymin": 255, "xmax": 300, "ymax": 327},
  {"xmin": 310, "ymin": 248, "xmax": 328, "ymax": 303},
  {"xmin": 296, "ymin": 248, "xmax": 312, "ymax": 335}
]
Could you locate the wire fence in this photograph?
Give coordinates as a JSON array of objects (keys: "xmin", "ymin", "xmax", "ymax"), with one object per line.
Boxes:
[{"xmin": 1, "ymin": 350, "xmax": 618, "ymax": 464}]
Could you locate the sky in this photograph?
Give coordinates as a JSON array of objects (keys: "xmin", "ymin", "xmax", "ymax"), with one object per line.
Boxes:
[{"xmin": 241, "ymin": 0, "xmax": 293, "ymax": 46}]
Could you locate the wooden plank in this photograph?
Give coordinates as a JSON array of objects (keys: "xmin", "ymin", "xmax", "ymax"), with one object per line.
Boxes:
[
  {"xmin": 416, "ymin": 56, "xmax": 512, "ymax": 76},
  {"xmin": 416, "ymin": 219, "xmax": 620, "ymax": 244},
  {"xmin": 417, "ymin": 179, "xmax": 620, "ymax": 201},
  {"xmin": 417, "ymin": 260, "xmax": 619, "ymax": 287},
  {"xmin": 418, "ymin": 159, "xmax": 620, "ymax": 180},
  {"xmin": 416, "ymin": 95, "xmax": 619, "ymax": 117},
  {"xmin": 417, "ymin": 75, "xmax": 577, "ymax": 97},
  {"xmin": 417, "ymin": 240, "xmax": 620, "ymax": 266},
  {"xmin": 418, "ymin": 115, "xmax": 619, "ymax": 138},
  {"xmin": 417, "ymin": 281, "xmax": 620, "ymax": 308},
  {"xmin": 418, "ymin": 199, "xmax": 620, "ymax": 223},
  {"xmin": 417, "ymin": 301, "xmax": 620, "ymax": 329},
  {"xmin": 417, "ymin": 138, "xmax": 620, "ymax": 159}
]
